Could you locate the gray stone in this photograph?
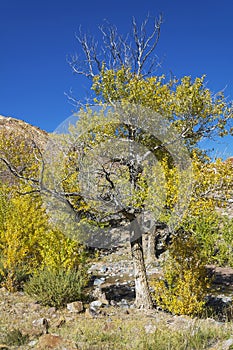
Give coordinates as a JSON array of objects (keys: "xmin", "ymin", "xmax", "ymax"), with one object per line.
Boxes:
[
  {"xmin": 67, "ymin": 301, "xmax": 83, "ymax": 313},
  {"xmin": 100, "ymin": 266, "xmax": 108, "ymax": 273},
  {"xmin": 221, "ymin": 338, "xmax": 233, "ymax": 350},
  {"xmin": 85, "ymin": 307, "xmax": 98, "ymax": 318},
  {"xmin": 90, "ymin": 300, "xmax": 103, "ymax": 308},
  {"xmin": 93, "ymin": 277, "xmax": 105, "ymax": 286},
  {"xmin": 32, "ymin": 317, "xmax": 47, "ymax": 327},
  {"xmin": 118, "ymin": 299, "xmax": 130, "ymax": 308},
  {"xmin": 28, "ymin": 340, "xmax": 38, "ymax": 347}
]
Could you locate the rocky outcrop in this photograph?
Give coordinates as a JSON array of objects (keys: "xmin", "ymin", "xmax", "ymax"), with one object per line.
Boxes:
[{"xmin": 0, "ymin": 115, "xmax": 48, "ymax": 147}]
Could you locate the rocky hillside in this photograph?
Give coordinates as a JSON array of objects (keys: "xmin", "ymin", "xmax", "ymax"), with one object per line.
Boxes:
[
  {"xmin": 0, "ymin": 115, "xmax": 48, "ymax": 185},
  {"xmin": 0, "ymin": 115, "xmax": 48, "ymax": 147}
]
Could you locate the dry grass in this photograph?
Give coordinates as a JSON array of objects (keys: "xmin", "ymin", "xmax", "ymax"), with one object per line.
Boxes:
[{"xmin": 0, "ymin": 288, "xmax": 233, "ymax": 350}]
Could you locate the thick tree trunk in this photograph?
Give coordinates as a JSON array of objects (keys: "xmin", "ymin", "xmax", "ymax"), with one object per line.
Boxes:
[{"xmin": 130, "ymin": 235, "xmax": 154, "ymax": 309}]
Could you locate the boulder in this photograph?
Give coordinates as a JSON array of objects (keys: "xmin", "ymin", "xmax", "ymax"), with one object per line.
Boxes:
[{"xmin": 67, "ymin": 301, "xmax": 83, "ymax": 313}]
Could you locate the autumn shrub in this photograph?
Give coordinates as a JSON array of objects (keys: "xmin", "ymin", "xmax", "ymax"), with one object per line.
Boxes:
[
  {"xmin": 151, "ymin": 232, "xmax": 210, "ymax": 316},
  {"xmin": 0, "ymin": 191, "xmax": 43, "ymax": 290},
  {"xmin": 24, "ymin": 267, "xmax": 87, "ymax": 308},
  {"xmin": 0, "ymin": 187, "xmax": 87, "ymax": 291}
]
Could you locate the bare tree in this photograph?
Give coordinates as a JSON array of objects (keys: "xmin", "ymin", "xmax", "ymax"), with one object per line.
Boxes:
[{"xmin": 68, "ymin": 14, "xmax": 163, "ymax": 79}]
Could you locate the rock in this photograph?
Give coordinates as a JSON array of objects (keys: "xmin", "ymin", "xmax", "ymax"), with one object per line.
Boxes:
[
  {"xmin": 85, "ymin": 307, "xmax": 98, "ymax": 318},
  {"xmin": 221, "ymin": 338, "xmax": 233, "ymax": 350},
  {"xmin": 35, "ymin": 334, "xmax": 63, "ymax": 349},
  {"xmin": 93, "ymin": 277, "xmax": 105, "ymax": 286},
  {"xmin": 32, "ymin": 317, "xmax": 47, "ymax": 327},
  {"xmin": 67, "ymin": 301, "xmax": 83, "ymax": 313},
  {"xmin": 100, "ymin": 265, "xmax": 108, "ymax": 273},
  {"xmin": 28, "ymin": 340, "xmax": 38, "ymax": 347},
  {"xmin": 209, "ymin": 338, "xmax": 233, "ymax": 350},
  {"xmin": 32, "ymin": 317, "xmax": 49, "ymax": 333},
  {"xmin": 118, "ymin": 299, "xmax": 130, "ymax": 308},
  {"xmin": 221, "ymin": 296, "xmax": 232, "ymax": 303},
  {"xmin": 92, "ymin": 288, "xmax": 109, "ymax": 305},
  {"xmin": 101, "ymin": 297, "xmax": 109, "ymax": 305},
  {"xmin": 90, "ymin": 300, "xmax": 103, "ymax": 308},
  {"xmin": 88, "ymin": 263, "xmax": 99, "ymax": 274}
]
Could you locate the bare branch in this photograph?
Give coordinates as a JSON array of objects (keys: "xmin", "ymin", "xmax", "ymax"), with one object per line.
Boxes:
[
  {"xmin": 0, "ymin": 157, "xmax": 39, "ymax": 184},
  {"xmin": 17, "ymin": 189, "xmax": 41, "ymax": 195},
  {"xmin": 69, "ymin": 14, "xmax": 163, "ymax": 78}
]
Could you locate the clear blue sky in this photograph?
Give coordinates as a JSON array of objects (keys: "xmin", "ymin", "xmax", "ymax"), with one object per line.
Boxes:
[{"xmin": 1, "ymin": 0, "xmax": 233, "ymax": 158}]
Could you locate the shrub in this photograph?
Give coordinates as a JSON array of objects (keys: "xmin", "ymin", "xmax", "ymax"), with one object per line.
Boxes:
[
  {"xmin": 0, "ymin": 188, "xmax": 87, "ymax": 291},
  {"xmin": 215, "ymin": 217, "xmax": 233, "ymax": 267},
  {"xmin": 24, "ymin": 267, "xmax": 87, "ymax": 308},
  {"xmin": 184, "ymin": 214, "xmax": 233, "ymax": 268},
  {"xmin": 182, "ymin": 213, "xmax": 220, "ymax": 263},
  {"xmin": 151, "ymin": 232, "xmax": 210, "ymax": 316}
]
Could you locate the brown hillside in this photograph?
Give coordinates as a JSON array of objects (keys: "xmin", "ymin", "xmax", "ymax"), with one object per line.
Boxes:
[
  {"xmin": 0, "ymin": 115, "xmax": 48, "ymax": 147},
  {"xmin": 0, "ymin": 115, "xmax": 49, "ymax": 185}
]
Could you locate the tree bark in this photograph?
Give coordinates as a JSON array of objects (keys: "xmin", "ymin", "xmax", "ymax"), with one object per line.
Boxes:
[
  {"xmin": 144, "ymin": 230, "xmax": 156, "ymax": 264},
  {"xmin": 130, "ymin": 235, "xmax": 154, "ymax": 309}
]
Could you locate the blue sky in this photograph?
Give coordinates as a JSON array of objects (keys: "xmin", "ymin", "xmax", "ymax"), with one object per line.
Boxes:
[{"xmin": 1, "ymin": 0, "xmax": 233, "ymax": 158}]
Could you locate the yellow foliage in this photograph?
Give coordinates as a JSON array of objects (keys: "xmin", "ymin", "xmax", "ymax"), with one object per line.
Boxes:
[
  {"xmin": 0, "ymin": 187, "xmax": 86, "ymax": 291},
  {"xmin": 92, "ymin": 67, "xmax": 232, "ymax": 144},
  {"xmin": 151, "ymin": 233, "xmax": 210, "ymax": 316}
]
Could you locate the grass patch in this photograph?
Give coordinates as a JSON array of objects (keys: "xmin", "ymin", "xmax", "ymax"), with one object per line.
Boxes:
[
  {"xmin": 140, "ymin": 324, "xmax": 229, "ymax": 350},
  {"xmin": 68, "ymin": 315, "xmax": 233, "ymax": 350}
]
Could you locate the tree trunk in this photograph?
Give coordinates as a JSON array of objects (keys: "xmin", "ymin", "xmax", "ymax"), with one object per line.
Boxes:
[
  {"xmin": 144, "ymin": 230, "xmax": 156, "ymax": 264},
  {"xmin": 130, "ymin": 235, "xmax": 154, "ymax": 309}
]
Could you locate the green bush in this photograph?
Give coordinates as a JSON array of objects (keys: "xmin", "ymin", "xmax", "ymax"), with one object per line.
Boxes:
[
  {"xmin": 182, "ymin": 213, "xmax": 220, "ymax": 263},
  {"xmin": 215, "ymin": 217, "xmax": 233, "ymax": 267},
  {"xmin": 24, "ymin": 267, "xmax": 87, "ymax": 308},
  {"xmin": 182, "ymin": 213, "xmax": 233, "ymax": 268}
]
